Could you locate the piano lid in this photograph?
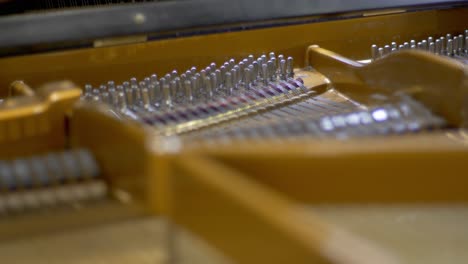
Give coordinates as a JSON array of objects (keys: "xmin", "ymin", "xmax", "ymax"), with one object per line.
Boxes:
[{"xmin": 0, "ymin": 0, "xmax": 466, "ymax": 55}]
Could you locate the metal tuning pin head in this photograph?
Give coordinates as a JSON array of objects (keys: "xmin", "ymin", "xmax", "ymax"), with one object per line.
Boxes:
[
  {"xmin": 427, "ymin": 36, "xmax": 434, "ymax": 44},
  {"xmin": 214, "ymin": 70, "xmax": 222, "ymax": 91},
  {"xmin": 286, "ymin": 57, "xmax": 294, "ymax": 78},
  {"xmin": 228, "ymin": 59, "xmax": 235, "ymax": 70},
  {"xmin": 266, "ymin": 60, "xmax": 273, "ymax": 82},
  {"xmin": 118, "ymin": 92, "xmax": 128, "ymax": 111},
  {"xmin": 243, "ymin": 67, "xmax": 251, "ymax": 89},
  {"xmin": 174, "ymin": 77, "xmax": 183, "ymax": 101},
  {"xmin": 232, "ymin": 66, "xmax": 240, "ymax": 89},
  {"xmin": 371, "ymin": 44, "xmax": 378, "ymax": 60},
  {"xmin": 252, "ymin": 61, "xmax": 260, "ymax": 83},
  {"xmin": 220, "ymin": 66, "xmax": 227, "ymax": 84},
  {"xmin": 384, "ymin": 45, "xmax": 391, "ymax": 54},
  {"xmin": 447, "ymin": 39, "xmax": 453, "ymax": 56},
  {"xmin": 269, "ymin": 52, "xmax": 276, "ymax": 60},
  {"xmin": 210, "ymin": 72, "xmax": 218, "ymax": 93},
  {"xmin": 170, "ymin": 80, "xmax": 177, "ymax": 100},
  {"xmin": 247, "ymin": 54, "xmax": 255, "ymax": 64},
  {"xmin": 92, "ymin": 89, "xmax": 100, "ymax": 102},
  {"xmin": 162, "ymin": 83, "xmax": 172, "ymax": 108},
  {"xmin": 101, "ymin": 92, "xmax": 110, "ymax": 104},
  {"xmin": 435, "ymin": 38, "xmax": 442, "ymax": 54},
  {"xmin": 421, "ymin": 40, "xmax": 427, "ymax": 50},
  {"xmin": 428, "ymin": 42, "xmax": 435, "ymax": 53},
  {"xmin": 141, "ymin": 87, "xmax": 152, "ymax": 110},
  {"xmin": 403, "ymin": 42, "xmax": 409, "ymax": 49},
  {"xmin": 465, "ymin": 36, "xmax": 468, "ymax": 54},
  {"xmin": 261, "ymin": 63, "xmax": 269, "ymax": 86},
  {"xmin": 99, "ymin": 84, "xmax": 107, "ymax": 94},
  {"xmin": 453, "ymin": 36, "xmax": 459, "ymax": 55},
  {"xmin": 184, "ymin": 79, "xmax": 193, "ymax": 104},
  {"xmin": 204, "ymin": 76, "xmax": 213, "ymax": 100},
  {"xmin": 279, "ymin": 59, "xmax": 286, "ymax": 81},
  {"xmin": 125, "ymin": 85, "xmax": 134, "ymax": 107},
  {"xmin": 84, "ymin": 84, "xmax": 93, "ymax": 98},
  {"xmin": 225, "ymin": 71, "xmax": 233, "ymax": 95},
  {"xmin": 190, "ymin": 76, "xmax": 198, "ymax": 101},
  {"xmin": 190, "ymin": 67, "xmax": 197, "ymax": 76},
  {"xmin": 150, "ymin": 74, "xmax": 158, "ymax": 84},
  {"xmin": 147, "ymin": 83, "xmax": 156, "ymax": 104},
  {"xmin": 260, "ymin": 54, "xmax": 267, "ymax": 65},
  {"xmin": 130, "ymin": 77, "xmax": 138, "ymax": 87},
  {"xmin": 457, "ymin": 34, "xmax": 463, "ymax": 54},
  {"xmin": 440, "ymin": 37, "xmax": 446, "ymax": 53}
]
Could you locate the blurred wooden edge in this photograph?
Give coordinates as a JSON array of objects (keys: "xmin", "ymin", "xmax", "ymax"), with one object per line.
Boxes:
[
  {"xmin": 187, "ymin": 132, "xmax": 468, "ymax": 203},
  {"xmin": 157, "ymin": 155, "xmax": 399, "ymax": 264},
  {"xmin": 0, "ymin": 200, "xmax": 145, "ymax": 242},
  {"xmin": 0, "ymin": 81, "xmax": 81, "ymax": 158}
]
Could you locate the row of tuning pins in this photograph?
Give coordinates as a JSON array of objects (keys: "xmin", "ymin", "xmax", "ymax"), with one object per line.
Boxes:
[
  {"xmin": 82, "ymin": 52, "xmax": 295, "ymax": 116},
  {"xmin": 371, "ymin": 30, "xmax": 468, "ymax": 61}
]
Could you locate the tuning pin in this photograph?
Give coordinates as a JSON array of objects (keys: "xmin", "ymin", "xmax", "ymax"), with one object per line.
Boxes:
[
  {"xmin": 125, "ymin": 85, "xmax": 133, "ymax": 107},
  {"xmin": 118, "ymin": 92, "xmax": 128, "ymax": 111},
  {"xmin": 421, "ymin": 40, "xmax": 427, "ymax": 50},
  {"xmin": 247, "ymin": 55, "xmax": 254, "ymax": 64},
  {"xmin": 435, "ymin": 39, "xmax": 442, "ymax": 54},
  {"xmin": 90, "ymin": 89, "xmax": 101, "ymax": 103},
  {"xmin": 243, "ymin": 67, "xmax": 251, "ymax": 89},
  {"xmin": 384, "ymin": 45, "xmax": 391, "ymax": 55},
  {"xmin": 205, "ymin": 66, "xmax": 211, "ymax": 76},
  {"xmin": 440, "ymin": 37, "xmax": 446, "ymax": 53},
  {"xmin": 267, "ymin": 60, "xmax": 275, "ymax": 81},
  {"xmin": 371, "ymin": 44, "xmax": 378, "ymax": 60},
  {"xmin": 228, "ymin": 59, "xmax": 235, "ymax": 70},
  {"xmin": 184, "ymin": 79, "xmax": 193, "ymax": 104},
  {"xmin": 279, "ymin": 59, "xmax": 286, "ymax": 81},
  {"xmin": 130, "ymin": 77, "xmax": 138, "ymax": 86},
  {"xmin": 252, "ymin": 61, "xmax": 260, "ymax": 82},
  {"xmin": 99, "ymin": 85, "xmax": 107, "ymax": 94},
  {"xmin": 427, "ymin": 36, "xmax": 434, "ymax": 44},
  {"xmin": 209, "ymin": 72, "xmax": 217, "ymax": 94},
  {"xmin": 233, "ymin": 66, "xmax": 240, "ymax": 89},
  {"xmin": 417, "ymin": 42, "xmax": 423, "ymax": 50},
  {"xmin": 403, "ymin": 42, "xmax": 409, "ymax": 49},
  {"xmin": 84, "ymin": 84, "xmax": 93, "ymax": 98},
  {"xmin": 428, "ymin": 42, "xmax": 435, "ymax": 53},
  {"xmin": 225, "ymin": 71, "xmax": 233, "ymax": 95},
  {"xmin": 190, "ymin": 76, "xmax": 198, "ymax": 101},
  {"xmin": 261, "ymin": 63, "xmax": 269, "ymax": 85},
  {"xmin": 286, "ymin": 57, "xmax": 294, "ymax": 78},
  {"xmin": 100, "ymin": 92, "xmax": 110, "ymax": 104},
  {"xmin": 391, "ymin": 42, "xmax": 397, "ymax": 50},
  {"xmin": 162, "ymin": 83, "xmax": 172, "ymax": 108},
  {"xmin": 190, "ymin": 67, "xmax": 197, "ymax": 76},
  {"xmin": 204, "ymin": 76, "xmax": 213, "ymax": 100},
  {"xmin": 457, "ymin": 34, "xmax": 463, "ymax": 54},
  {"xmin": 447, "ymin": 39, "xmax": 453, "ymax": 56},
  {"xmin": 465, "ymin": 36, "xmax": 468, "ymax": 54},
  {"xmin": 453, "ymin": 36, "xmax": 459, "ymax": 55},
  {"xmin": 141, "ymin": 88, "xmax": 153, "ymax": 111}
]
